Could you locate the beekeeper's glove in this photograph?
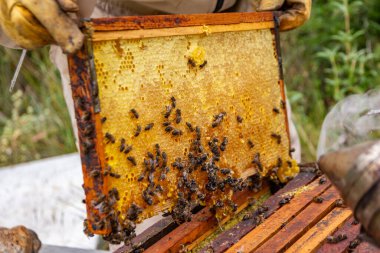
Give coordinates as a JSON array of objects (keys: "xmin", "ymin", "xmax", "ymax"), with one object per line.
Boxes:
[
  {"xmin": 0, "ymin": 0, "xmax": 86, "ymax": 53},
  {"xmin": 258, "ymin": 0, "xmax": 311, "ymax": 31}
]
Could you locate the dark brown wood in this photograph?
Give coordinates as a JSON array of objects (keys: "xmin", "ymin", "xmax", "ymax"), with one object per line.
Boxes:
[
  {"xmin": 68, "ymin": 45, "xmax": 108, "ymax": 235},
  {"xmin": 257, "ymin": 186, "xmax": 341, "ymax": 253},
  {"xmin": 88, "ymin": 12, "xmax": 274, "ymax": 31},
  {"xmin": 114, "ymin": 217, "xmax": 177, "ymax": 253},
  {"xmin": 198, "ymin": 171, "xmax": 318, "ymax": 253},
  {"xmin": 316, "ymin": 217, "xmax": 361, "ymax": 253}
]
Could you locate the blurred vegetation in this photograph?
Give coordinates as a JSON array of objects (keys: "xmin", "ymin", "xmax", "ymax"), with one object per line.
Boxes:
[
  {"xmin": 0, "ymin": 0, "xmax": 379, "ymax": 166},
  {"xmin": 283, "ymin": 0, "xmax": 380, "ymax": 161},
  {"xmin": 0, "ymin": 48, "xmax": 75, "ymax": 166}
]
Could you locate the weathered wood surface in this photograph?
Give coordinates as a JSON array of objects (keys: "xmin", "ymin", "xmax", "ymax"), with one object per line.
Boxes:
[
  {"xmin": 92, "ymin": 23, "xmax": 275, "ymax": 41},
  {"xmin": 256, "ymin": 186, "xmax": 341, "ymax": 253},
  {"xmin": 143, "ymin": 185, "xmax": 269, "ymax": 253},
  {"xmin": 225, "ymin": 177, "xmax": 332, "ymax": 253},
  {"xmin": 68, "ymin": 46, "xmax": 109, "ymax": 235},
  {"xmin": 114, "ymin": 216, "xmax": 177, "ymax": 253},
  {"xmin": 285, "ymin": 208, "xmax": 352, "ymax": 253},
  {"xmin": 89, "ymin": 12, "xmax": 274, "ymax": 31},
  {"xmin": 113, "ymin": 169, "xmax": 380, "ymax": 253},
  {"xmin": 316, "ymin": 217, "xmax": 361, "ymax": 253},
  {"xmin": 198, "ymin": 171, "xmax": 317, "ymax": 253}
]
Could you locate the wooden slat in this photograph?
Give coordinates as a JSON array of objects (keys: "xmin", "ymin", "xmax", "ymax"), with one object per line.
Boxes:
[
  {"xmin": 114, "ymin": 216, "xmax": 177, "ymax": 253},
  {"xmin": 198, "ymin": 171, "xmax": 318, "ymax": 253},
  {"xmin": 89, "ymin": 12, "xmax": 274, "ymax": 31},
  {"xmin": 92, "ymin": 22, "xmax": 274, "ymax": 41},
  {"xmin": 256, "ymin": 186, "xmax": 341, "ymax": 253},
  {"xmin": 355, "ymin": 241, "xmax": 380, "ymax": 253},
  {"xmin": 316, "ymin": 217, "xmax": 361, "ymax": 253},
  {"xmin": 225, "ymin": 178, "xmax": 332, "ymax": 253},
  {"xmin": 284, "ymin": 208, "xmax": 352, "ymax": 253},
  {"xmin": 143, "ymin": 185, "xmax": 269, "ymax": 253}
]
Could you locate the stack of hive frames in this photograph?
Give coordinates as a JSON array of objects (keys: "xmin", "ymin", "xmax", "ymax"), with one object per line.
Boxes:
[
  {"xmin": 68, "ymin": 12, "xmax": 298, "ymax": 239},
  {"xmin": 115, "ymin": 166, "xmax": 376, "ymax": 253}
]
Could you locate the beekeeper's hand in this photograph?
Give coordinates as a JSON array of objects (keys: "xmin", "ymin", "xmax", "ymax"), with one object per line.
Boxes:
[
  {"xmin": 258, "ymin": 0, "xmax": 312, "ymax": 31},
  {"xmin": 0, "ymin": 0, "xmax": 86, "ymax": 53}
]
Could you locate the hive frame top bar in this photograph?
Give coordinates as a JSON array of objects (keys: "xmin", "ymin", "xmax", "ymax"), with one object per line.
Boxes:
[{"xmin": 85, "ymin": 11, "xmax": 275, "ymax": 31}]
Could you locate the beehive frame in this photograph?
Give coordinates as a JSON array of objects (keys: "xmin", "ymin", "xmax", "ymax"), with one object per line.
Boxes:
[{"xmin": 68, "ymin": 12, "xmax": 295, "ymax": 238}]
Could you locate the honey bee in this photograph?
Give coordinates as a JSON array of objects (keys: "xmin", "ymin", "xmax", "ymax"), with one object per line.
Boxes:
[
  {"xmin": 199, "ymin": 60, "xmax": 208, "ymax": 69},
  {"xmin": 279, "ymin": 195, "xmax": 293, "ymax": 206},
  {"xmin": 212, "ymin": 112, "xmax": 226, "ymax": 128},
  {"xmin": 160, "ymin": 167, "xmax": 169, "ymax": 181},
  {"xmin": 134, "ymin": 125, "xmax": 142, "ymax": 137},
  {"xmin": 196, "ymin": 126, "xmax": 201, "ymax": 140},
  {"xmin": 220, "ymin": 137, "xmax": 228, "ymax": 151},
  {"xmin": 172, "ymin": 129, "xmax": 183, "ymax": 136},
  {"xmin": 89, "ymin": 170, "xmax": 101, "ymax": 178},
  {"xmin": 165, "ymin": 125, "xmax": 174, "ymax": 133},
  {"xmin": 335, "ymin": 198, "xmax": 344, "ymax": 207},
  {"xmin": 237, "ymin": 115, "xmax": 243, "ymax": 123},
  {"xmin": 81, "ymin": 112, "xmax": 91, "ymax": 121},
  {"xmin": 130, "ymin": 109, "xmax": 139, "ymax": 119},
  {"xmin": 175, "ymin": 109, "xmax": 182, "ymax": 124},
  {"xmin": 127, "ymin": 156, "xmax": 137, "ymax": 166},
  {"xmin": 147, "ymin": 152, "xmax": 154, "ymax": 159},
  {"xmin": 188, "ymin": 58, "xmax": 196, "ymax": 68},
  {"xmin": 119, "ymin": 138, "xmax": 126, "ymax": 152},
  {"xmin": 277, "ymin": 157, "xmax": 283, "ymax": 168},
  {"xmin": 186, "ymin": 122, "xmax": 194, "ymax": 132},
  {"xmin": 137, "ymin": 173, "xmax": 145, "ymax": 182},
  {"xmin": 273, "ymin": 108, "xmax": 280, "ymax": 114},
  {"xmin": 215, "ymin": 200, "xmax": 224, "ymax": 208},
  {"xmin": 247, "ymin": 139, "xmax": 254, "ymax": 149},
  {"xmin": 313, "ymin": 196, "xmax": 324, "ymax": 203},
  {"xmin": 162, "ymin": 121, "xmax": 171, "ymax": 127},
  {"xmin": 124, "ymin": 145, "xmax": 133, "ymax": 154},
  {"xmin": 127, "ymin": 203, "xmax": 143, "ymax": 221},
  {"xmin": 142, "ymin": 190, "xmax": 153, "ymax": 205},
  {"xmin": 271, "ymin": 133, "xmax": 282, "ymax": 144},
  {"xmin": 319, "ymin": 177, "xmax": 326, "ymax": 184},
  {"xmin": 105, "ymin": 132, "xmax": 116, "ymax": 143},
  {"xmin": 161, "ymin": 152, "xmax": 167, "ymax": 167},
  {"xmin": 280, "ymin": 100, "xmax": 286, "ymax": 109},
  {"xmin": 220, "ymin": 168, "xmax": 231, "ymax": 175},
  {"xmin": 327, "ymin": 234, "xmax": 347, "ymax": 244},
  {"xmin": 164, "ymin": 105, "xmax": 173, "ymax": 119},
  {"xmin": 171, "ymin": 96, "xmax": 176, "ymax": 108},
  {"xmin": 252, "ymin": 153, "xmax": 263, "ymax": 172},
  {"xmin": 101, "ymin": 116, "xmax": 107, "ymax": 123},
  {"xmin": 144, "ymin": 123, "xmax": 154, "ymax": 131}
]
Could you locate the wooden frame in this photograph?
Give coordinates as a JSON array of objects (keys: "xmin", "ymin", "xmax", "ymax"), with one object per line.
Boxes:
[{"xmin": 68, "ymin": 11, "xmax": 289, "ymax": 237}]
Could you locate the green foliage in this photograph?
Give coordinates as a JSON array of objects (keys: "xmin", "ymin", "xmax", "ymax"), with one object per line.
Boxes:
[
  {"xmin": 283, "ymin": 0, "xmax": 380, "ymax": 161},
  {"xmin": 0, "ymin": 47, "xmax": 76, "ymax": 166}
]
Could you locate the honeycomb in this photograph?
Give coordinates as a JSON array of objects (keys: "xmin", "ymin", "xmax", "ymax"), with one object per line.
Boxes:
[{"xmin": 91, "ymin": 28, "xmax": 298, "ymax": 227}]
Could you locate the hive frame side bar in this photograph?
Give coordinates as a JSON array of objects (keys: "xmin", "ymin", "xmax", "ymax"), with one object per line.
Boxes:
[{"xmin": 67, "ymin": 37, "xmax": 109, "ymax": 235}]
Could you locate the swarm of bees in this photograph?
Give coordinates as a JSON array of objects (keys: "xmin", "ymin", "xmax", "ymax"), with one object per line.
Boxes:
[{"xmin": 83, "ymin": 96, "xmax": 296, "ymax": 245}]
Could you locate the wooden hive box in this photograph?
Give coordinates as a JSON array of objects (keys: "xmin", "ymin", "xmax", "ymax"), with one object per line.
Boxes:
[{"xmin": 68, "ymin": 12, "xmax": 300, "ymax": 243}]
